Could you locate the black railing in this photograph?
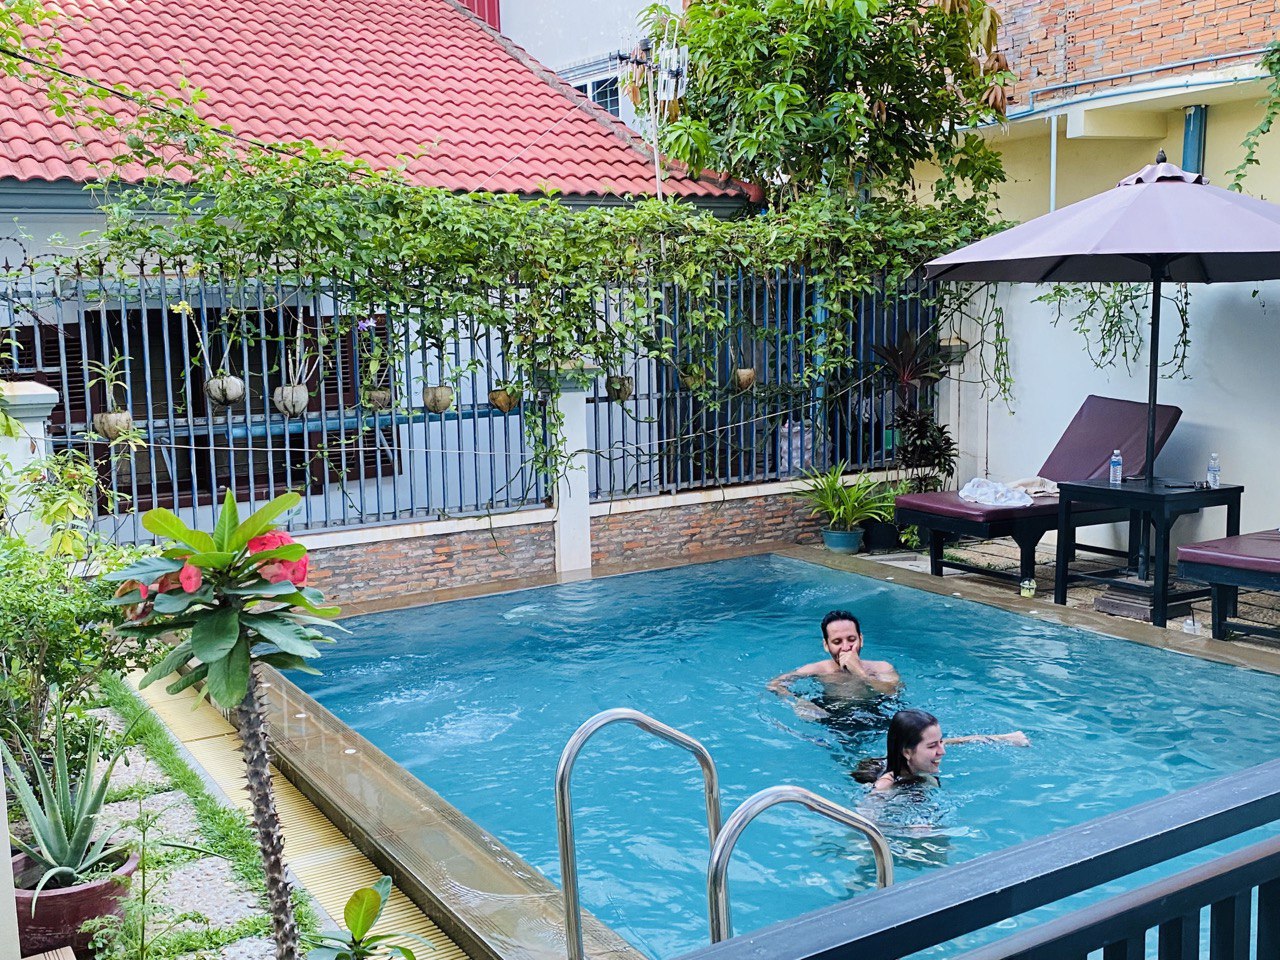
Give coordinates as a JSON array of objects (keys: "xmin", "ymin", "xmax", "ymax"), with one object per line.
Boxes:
[{"xmin": 676, "ymin": 759, "xmax": 1280, "ymax": 960}]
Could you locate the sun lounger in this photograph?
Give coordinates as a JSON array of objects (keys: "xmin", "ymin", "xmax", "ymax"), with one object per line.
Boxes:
[
  {"xmin": 1177, "ymin": 531, "xmax": 1280, "ymax": 640},
  {"xmin": 894, "ymin": 395, "xmax": 1183, "ymax": 582}
]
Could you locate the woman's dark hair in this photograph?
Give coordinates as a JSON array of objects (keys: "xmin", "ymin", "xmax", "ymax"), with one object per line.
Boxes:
[{"xmin": 884, "ymin": 709, "xmax": 939, "ymax": 781}]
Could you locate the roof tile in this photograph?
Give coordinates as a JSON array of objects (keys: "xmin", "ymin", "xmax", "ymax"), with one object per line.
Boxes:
[{"xmin": 0, "ymin": 0, "xmax": 749, "ymax": 201}]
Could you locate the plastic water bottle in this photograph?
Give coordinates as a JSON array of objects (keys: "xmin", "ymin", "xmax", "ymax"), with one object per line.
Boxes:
[
  {"xmin": 1207, "ymin": 453, "xmax": 1221, "ymax": 490},
  {"xmin": 1109, "ymin": 449, "xmax": 1123, "ymax": 485}
]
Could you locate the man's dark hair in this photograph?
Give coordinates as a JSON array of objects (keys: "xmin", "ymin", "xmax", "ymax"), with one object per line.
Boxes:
[{"xmin": 820, "ymin": 610, "xmax": 860, "ymax": 640}]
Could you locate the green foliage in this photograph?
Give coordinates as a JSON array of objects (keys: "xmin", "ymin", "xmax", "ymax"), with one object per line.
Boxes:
[
  {"xmin": 1230, "ymin": 42, "xmax": 1280, "ymax": 192},
  {"xmin": 305, "ymin": 877, "xmax": 430, "ymax": 960},
  {"xmin": 640, "ymin": 0, "xmax": 1011, "ymax": 208},
  {"xmin": 108, "ymin": 491, "xmax": 342, "ymax": 709},
  {"xmin": 2, "ymin": 704, "xmax": 133, "ymax": 898},
  {"xmin": 0, "ymin": 530, "xmax": 152, "ymax": 757},
  {"xmin": 794, "ymin": 464, "xmax": 896, "ymax": 530},
  {"xmin": 893, "ymin": 407, "xmax": 957, "ymax": 492}
]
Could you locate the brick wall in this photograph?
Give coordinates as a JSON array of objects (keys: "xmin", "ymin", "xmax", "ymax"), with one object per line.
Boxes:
[
  {"xmin": 1000, "ymin": 0, "xmax": 1276, "ymax": 105},
  {"xmin": 307, "ymin": 521, "xmax": 555, "ymax": 605},
  {"xmin": 590, "ymin": 494, "xmax": 823, "ymax": 567}
]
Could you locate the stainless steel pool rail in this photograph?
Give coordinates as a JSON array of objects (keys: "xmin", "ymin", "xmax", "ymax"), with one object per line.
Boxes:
[
  {"xmin": 707, "ymin": 785, "xmax": 893, "ymax": 943},
  {"xmin": 556, "ymin": 708, "xmax": 724, "ymax": 960}
]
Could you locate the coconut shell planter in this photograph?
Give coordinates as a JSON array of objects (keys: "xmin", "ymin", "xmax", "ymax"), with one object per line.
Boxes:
[
  {"xmin": 423, "ymin": 384, "xmax": 455, "ymax": 414},
  {"xmin": 272, "ymin": 384, "xmax": 310, "ymax": 417},
  {"xmin": 204, "ymin": 374, "xmax": 246, "ymax": 408},
  {"xmin": 605, "ymin": 375, "xmax": 634, "ymax": 403},
  {"xmin": 488, "ymin": 388, "xmax": 520, "ymax": 413},
  {"xmin": 92, "ymin": 409, "xmax": 133, "ymax": 441},
  {"xmin": 363, "ymin": 386, "xmax": 393, "ymax": 410}
]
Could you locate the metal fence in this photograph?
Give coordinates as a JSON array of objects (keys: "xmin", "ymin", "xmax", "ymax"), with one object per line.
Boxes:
[
  {"xmin": 0, "ymin": 256, "xmax": 930, "ymax": 539},
  {"xmin": 587, "ymin": 270, "xmax": 932, "ymax": 500}
]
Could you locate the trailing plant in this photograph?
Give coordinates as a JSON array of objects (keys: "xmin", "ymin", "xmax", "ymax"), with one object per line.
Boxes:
[
  {"xmin": 107, "ymin": 490, "xmax": 342, "ymax": 960},
  {"xmin": 1229, "ymin": 41, "xmax": 1280, "ymax": 192},
  {"xmin": 1033, "ymin": 282, "xmax": 1193, "ymax": 379},
  {"xmin": 304, "ymin": 876, "xmax": 431, "ymax": 960},
  {"xmin": 2, "ymin": 702, "xmax": 136, "ymax": 899},
  {"xmin": 794, "ymin": 464, "xmax": 897, "ymax": 531}
]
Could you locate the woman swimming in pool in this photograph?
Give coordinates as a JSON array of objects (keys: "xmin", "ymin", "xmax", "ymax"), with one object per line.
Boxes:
[{"xmin": 856, "ymin": 709, "xmax": 1030, "ymax": 791}]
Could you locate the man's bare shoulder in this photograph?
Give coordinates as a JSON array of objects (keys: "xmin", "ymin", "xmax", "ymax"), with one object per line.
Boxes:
[
  {"xmin": 862, "ymin": 658, "xmax": 897, "ymax": 676},
  {"xmin": 793, "ymin": 659, "xmax": 840, "ymax": 676}
]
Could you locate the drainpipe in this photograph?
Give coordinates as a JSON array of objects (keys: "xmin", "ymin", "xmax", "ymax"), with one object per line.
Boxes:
[
  {"xmin": 1182, "ymin": 104, "xmax": 1208, "ymax": 174},
  {"xmin": 1049, "ymin": 114, "xmax": 1059, "ymax": 212}
]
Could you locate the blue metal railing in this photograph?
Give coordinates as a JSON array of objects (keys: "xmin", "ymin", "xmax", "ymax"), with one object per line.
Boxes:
[{"xmin": 1, "ymin": 256, "xmax": 932, "ymax": 538}]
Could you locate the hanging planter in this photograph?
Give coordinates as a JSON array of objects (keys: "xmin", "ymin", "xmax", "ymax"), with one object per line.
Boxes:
[
  {"xmin": 423, "ymin": 384, "xmax": 455, "ymax": 414},
  {"xmin": 734, "ymin": 368, "xmax": 757, "ymax": 391},
  {"xmin": 92, "ymin": 409, "xmax": 133, "ymax": 442},
  {"xmin": 488, "ymin": 387, "xmax": 520, "ymax": 413},
  {"xmin": 272, "ymin": 383, "xmax": 310, "ymax": 417},
  {"xmin": 204, "ymin": 373, "xmax": 246, "ymax": 408},
  {"xmin": 678, "ymin": 366, "xmax": 706, "ymax": 390},
  {"xmin": 605, "ymin": 375, "xmax": 634, "ymax": 403},
  {"xmin": 362, "ymin": 386, "xmax": 392, "ymax": 410}
]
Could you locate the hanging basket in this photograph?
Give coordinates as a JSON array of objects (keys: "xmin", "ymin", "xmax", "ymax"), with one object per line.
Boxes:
[
  {"xmin": 734, "ymin": 368, "xmax": 757, "ymax": 391},
  {"xmin": 92, "ymin": 409, "xmax": 133, "ymax": 441},
  {"xmin": 272, "ymin": 383, "xmax": 310, "ymax": 417},
  {"xmin": 423, "ymin": 384, "xmax": 455, "ymax": 414},
  {"xmin": 488, "ymin": 388, "xmax": 520, "ymax": 413},
  {"xmin": 204, "ymin": 374, "xmax": 246, "ymax": 408},
  {"xmin": 362, "ymin": 386, "xmax": 392, "ymax": 410},
  {"xmin": 605, "ymin": 375, "xmax": 634, "ymax": 403}
]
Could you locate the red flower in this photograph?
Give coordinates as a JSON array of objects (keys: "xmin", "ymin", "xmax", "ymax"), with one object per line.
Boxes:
[
  {"xmin": 114, "ymin": 579, "xmax": 151, "ymax": 621},
  {"xmin": 247, "ymin": 530, "xmax": 309, "ymax": 587},
  {"xmin": 178, "ymin": 563, "xmax": 203, "ymax": 593}
]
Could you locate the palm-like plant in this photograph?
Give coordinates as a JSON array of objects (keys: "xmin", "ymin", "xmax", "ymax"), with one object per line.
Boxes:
[
  {"xmin": 2, "ymin": 705, "xmax": 133, "ymax": 900},
  {"xmin": 794, "ymin": 463, "xmax": 897, "ymax": 531},
  {"xmin": 107, "ymin": 491, "xmax": 342, "ymax": 960}
]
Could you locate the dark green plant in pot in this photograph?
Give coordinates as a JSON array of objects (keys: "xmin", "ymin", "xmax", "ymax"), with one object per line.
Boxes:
[
  {"xmin": 894, "ymin": 407, "xmax": 957, "ymax": 493},
  {"xmin": 106, "ymin": 490, "xmax": 343, "ymax": 960},
  {"xmin": 305, "ymin": 876, "xmax": 430, "ymax": 960}
]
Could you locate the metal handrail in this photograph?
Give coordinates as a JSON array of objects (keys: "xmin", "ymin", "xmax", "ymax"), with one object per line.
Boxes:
[
  {"xmin": 707, "ymin": 785, "xmax": 893, "ymax": 943},
  {"xmin": 555, "ymin": 708, "xmax": 723, "ymax": 960}
]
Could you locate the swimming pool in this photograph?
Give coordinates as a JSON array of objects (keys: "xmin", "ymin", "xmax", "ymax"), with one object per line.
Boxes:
[{"xmin": 294, "ymin": 554, "xmax": 1280, "ymax": 958}]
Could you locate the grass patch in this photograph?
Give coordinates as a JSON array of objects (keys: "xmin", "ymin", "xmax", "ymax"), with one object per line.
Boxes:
[{"xmin": 99, "ymin": 674, "xmax": 321, "ymax": 939}]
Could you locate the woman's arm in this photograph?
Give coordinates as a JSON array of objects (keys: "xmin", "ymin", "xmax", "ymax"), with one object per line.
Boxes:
[{"xmin": 943, "ymin": 731, "xmax": 1031, "ymax": 747}]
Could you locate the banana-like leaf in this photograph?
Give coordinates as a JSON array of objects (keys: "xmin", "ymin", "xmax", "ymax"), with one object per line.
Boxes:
[
  {"xmin": 257, "ymin": 652, "xmax": 323, "ymax": 675},
  {"xmin": 184, "ymin": 551, "xmax": 238, "ymax": 569},
  {"xmin": 142, "ymin": 508, "xmax": 216, "ymax": 552},
  {"xmin": 152, "ymin": 586, "xmax": 214, "ymax": 614},
  {"xmin": 191, "ymin": 607, "xmax": 241, "ymax": 663},
  {"xmin": 244, "ymin": 613, "xmax": 321, "ymax": 657},
  {"xmin": 166, "ymin": 662, "xmax": 210, "ymax": 695},
  {"xmin": 206, "ymin": 637, "xmax": 252, "ymax": 707},
  {"xmin": 212, "ymin": 489, "xmax": 240, "ymax": 552},
  {"xmin": 139, "ymin": 640, "xmax": 195, "ymax": 689},
  {"xmin": 102, "ymin": 555, "xmax": 184, "ymax": 582},
  {"xmin": 229, "ymin": 491, "xmax": 302, "ymax": 553}
]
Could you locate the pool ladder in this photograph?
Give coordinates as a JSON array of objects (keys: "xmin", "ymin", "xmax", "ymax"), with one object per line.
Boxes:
[{"xmin": 555, "ymin": 708, "xmax": 894, "ymax": 960}]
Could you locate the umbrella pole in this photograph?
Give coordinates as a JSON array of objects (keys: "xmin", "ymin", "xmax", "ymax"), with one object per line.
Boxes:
[{"xmin": 1144, "ymin": 275, "xmax": 1162, "ymax": 487}]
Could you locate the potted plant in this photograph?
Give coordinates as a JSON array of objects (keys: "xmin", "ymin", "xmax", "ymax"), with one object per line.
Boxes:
[
  {"xmin": 190, "ymin": 308, "xmax": 246, "ymax": 409},
  {"xmin": 893, "ymin": 407, "xmax": 958, "ymax": 493},
  {"xmin": 873, "ymin": 330, "xmax": 944, "ymax": 451},
  {"xmin": 861, "ymin": 479, "xmax": 912, "ymax": 553},
  {"xmin": 275, "ymin": 310, "xmax": 322, "ymax": 417},
  {"xmin": 304, "ymin": 875, "xmax": 431, "ymax": 960},
  {"xmin": 422, "ymin": 384, "xmax": 455, "ymax": 414},
  {"xmin": 605, "ymin": 373, "xmax": 634, "ymax": 403},
  {"xmin": 87, "ymin": 354, "xmax": 134, "ymax": 441},
  {"xmin": 4, "ymin": 706, "xmax": 140, "ymax": 956},
  {"xmin": 357, "ymin": 316, "xmax": 393, "ymax": 410},
  {"xmin": 488, "ymin": 386, "xmax": 520, "ymax": 413},
  {"xmin": 794, "ymin": 462, "xmax": 897, "ymax": 554}
]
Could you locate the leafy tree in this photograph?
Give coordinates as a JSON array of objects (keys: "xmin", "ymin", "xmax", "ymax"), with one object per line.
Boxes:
[
  {"xmin": 642, "ymin": 0, "xmax": 1012, "ymax": 208},
  {"xmin": 108, "ymin": 492, "xmax": 342, "ymax": 960}
]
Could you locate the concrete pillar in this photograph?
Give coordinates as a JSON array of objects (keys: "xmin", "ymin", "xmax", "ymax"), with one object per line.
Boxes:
[
  {"xmin": 0, "ymin": 382, "xmax": 55, "ymax": 960},
  {"xmin": 0, "ymin": 381, "xmax": 59, "ymax": 547},
  {"xmin": 552, "ymin": 376, "xmax": 594, "ymax": 573}
]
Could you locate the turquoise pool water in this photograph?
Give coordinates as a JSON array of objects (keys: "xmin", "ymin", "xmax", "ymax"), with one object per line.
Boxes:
[{"xmin": 295, "ymin": 555, "xmax": 1280, "ymax": 958}]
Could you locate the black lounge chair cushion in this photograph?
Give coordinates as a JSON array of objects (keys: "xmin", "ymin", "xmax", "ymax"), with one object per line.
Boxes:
[
  {"xmin": 895, "ymin": 491, "xmax": 1060, "ymax": 523},
  {"xmin": 1177, "ymin": 531, "xmax": 1280, "ymax": 576}
]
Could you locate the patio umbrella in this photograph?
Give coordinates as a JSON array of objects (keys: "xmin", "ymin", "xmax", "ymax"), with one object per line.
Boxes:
[{"xmin": 925, "ymin": 150, "xmax": 1280, "ymax": 483}]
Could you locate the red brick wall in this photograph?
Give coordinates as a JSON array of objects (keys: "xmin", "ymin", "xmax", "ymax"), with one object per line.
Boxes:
[
  {"xmin": 591, "ymin": 495, "xmax": 823, "ymax": 567},
  {"xmin": 1000, "ymin": 0, "xmax": 1276, "ymax": 105},
  {"xmin": 307, "ymin": 522, "xmax": 555, "ymax": 605}
]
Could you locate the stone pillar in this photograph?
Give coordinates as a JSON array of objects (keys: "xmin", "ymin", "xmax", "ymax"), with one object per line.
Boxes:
[
  {"xmin": 553, "ymin": 377, "xmax": 593, "ymax": 573},
  {"xmin": 0, "ymin": 382, "xmax": 55, "ymax": 960}
]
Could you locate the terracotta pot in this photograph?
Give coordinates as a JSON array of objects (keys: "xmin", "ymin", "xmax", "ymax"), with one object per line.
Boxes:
[
  {"xmin": 422, "ymin": 384, "xmax": 455, "ymax": 414},
  {"xmin": 362, "ymin": 386, "xmax": 392, "ymax": 410},
  {"xmin": 605, "ymin": 375, "xmax": 633, "ymax": 403},
  {"xmin": 734, "ymin": 368, "xmax": 757, "ymax": 391},
  {"xmin": 488, "ymin": 388, "xmax": 520, "ymax": 413},
  {"xmin": 273, "ymin": 383, "xmax": 310, "ymax": 417},
  {"xmin": 92, "ymin": 409, "xmax": 133, "ymax": 441},
  {"xmin": 204, "ymin": 374, "xmax": 246, "ymax": 408},
  {"xmin": 13, "ymin": 851, "xmax": 139, "ymax": 956}
]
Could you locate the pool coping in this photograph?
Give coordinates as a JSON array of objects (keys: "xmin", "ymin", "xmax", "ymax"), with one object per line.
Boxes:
[{"xmin": 261, "ymin": 541, "xmax": 1280, "ymax": 960}]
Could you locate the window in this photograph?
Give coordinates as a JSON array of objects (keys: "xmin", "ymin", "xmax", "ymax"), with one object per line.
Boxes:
[{"xmin": 572, "ymin": 77, "xmax": 620, "ymax": 118}]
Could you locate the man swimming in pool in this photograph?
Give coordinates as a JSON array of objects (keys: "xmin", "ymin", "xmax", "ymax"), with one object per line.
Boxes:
[{"xmin": 768, "ymin": 610, "xmax": 901, "ymax": 718}]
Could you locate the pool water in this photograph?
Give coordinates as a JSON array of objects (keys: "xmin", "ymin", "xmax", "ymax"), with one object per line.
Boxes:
[{"xmin": 295, "ymin": 555, "xmax": 1280, "ymax": 958}]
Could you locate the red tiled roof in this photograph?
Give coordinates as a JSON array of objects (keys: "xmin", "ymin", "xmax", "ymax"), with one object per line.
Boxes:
[{"xmin": 0, "ymin": 0, "xmax": 748, "ymax": 201}]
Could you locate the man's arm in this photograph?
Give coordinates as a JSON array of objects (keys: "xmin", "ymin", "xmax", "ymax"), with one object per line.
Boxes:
[
  {"xmin": 837, "ymin": 654, "xmax": 902, "ymax": 695},
  {"xmin": 767, "ymin": 667, "xmax": 830, "ymax": 719}
]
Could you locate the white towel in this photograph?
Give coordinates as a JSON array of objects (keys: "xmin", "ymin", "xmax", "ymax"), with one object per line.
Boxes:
[
  {"xmin": 1009, "ymin": 476, "xmax": 1059, "ymax": 497},
  {"xmin": 958, "ymin": 478, "xmax": 1034, "ymax": 507}
]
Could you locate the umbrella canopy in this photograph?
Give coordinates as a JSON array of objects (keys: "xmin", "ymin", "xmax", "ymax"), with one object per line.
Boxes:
[{"xmin": 925, "ymin": 153, "xmax": 1280, "ymax": 481}]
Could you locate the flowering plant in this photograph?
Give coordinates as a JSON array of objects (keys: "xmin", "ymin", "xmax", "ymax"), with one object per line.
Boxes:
[
  {"xmin": 356, "ymin": 316, "xmax": 390, "ymax": 391},
  {"xmin": 104, "ymin": 490, "xmax": 342, "ymax": 957}
]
